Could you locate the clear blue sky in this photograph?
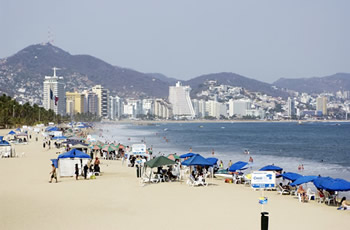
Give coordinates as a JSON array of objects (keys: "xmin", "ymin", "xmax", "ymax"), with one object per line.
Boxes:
[{"xmin": 1, "ymin": 0, "xmax": 349, "ymax": 82}]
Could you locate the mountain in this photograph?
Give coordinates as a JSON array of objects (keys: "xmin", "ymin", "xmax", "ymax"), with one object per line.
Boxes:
[
  {"xmin": 0, "ymin": 43, "xmax": 290, "ymax": 104},
  {"xmin": 185, "ymin": 72, "xmax": 289, "ymax": 98},
  {"xmin": 274, "ymin": 73, "xmax": 350, "ymax": 94},
  {"xmin": 146, "ymin": 73, "xmax": 178, "ymax": 85},
  {"xmin": 0, "ymin": 43, "xmax": 171, "ymax": 101}
]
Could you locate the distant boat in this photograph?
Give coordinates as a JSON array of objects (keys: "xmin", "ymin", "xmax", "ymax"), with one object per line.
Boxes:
[
  {"xmin": 164, "ymin": 128, "xmax": 168, "ymax": 131},
  {"xmin": 221, "ymin": 127, "xmax": 225, "ymax": 129},
  {"xmin": 199, "ymin": 125, "xmax": 204, "ymax": 128},
  {"xmin": 298, "ymin": 121, "xmax": 303, "ymax": 125}
]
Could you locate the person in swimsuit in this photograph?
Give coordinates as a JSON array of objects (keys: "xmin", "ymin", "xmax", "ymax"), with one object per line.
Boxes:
[{"xmin": 49, "ymin": 164, "xmax": 57, "ymax": 183}]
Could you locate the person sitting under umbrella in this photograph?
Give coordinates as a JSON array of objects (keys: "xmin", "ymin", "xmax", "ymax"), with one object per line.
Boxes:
[{"xmin": 297, "ymin": 185, "xmax": 307, "ymax": 203}]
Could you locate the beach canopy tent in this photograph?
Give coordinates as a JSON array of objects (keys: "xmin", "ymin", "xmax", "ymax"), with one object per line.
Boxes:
[
  {"xmin": 0, "ymin": 136, "xmax": 12, "ymax": 157},
  {"xmin": 229, "ymin": 161, "xmax": 248, "ymax": 172},
  {"xmin": 102, "ymin": 145, "xmax": 116, "ymax": 153},
  {"xmin": 62, "ymin": 140, "xmax": 82, "ymax": 146},
  {"xmin": 15, "ymin": 128, "xmax": 21, "ymax": 131},
  {"xmin": 182, "ymin": 154, "xmax": 213, "ymax": 166},
  {"xmin": 52, "ymin": 136, "xmax": 67, "ymax": 140},
  {"xmin": 179, "ymin": 153, "xmax": 196, "ymax": 159},
  {"xmin": 57, "ymin": 149, "xmax": 91, "ymax": 177},
  {"xmin": 72, "ymin": 144, "xmax": 89, "ymax": 153},
  {"xmin": 206, "ymin": 157, "xmax": 218, "ymax": 166},
  {"xmin": 259, "ymin": 165, "xmax": 283, "ymax": 171},
  {"xmin": 168, "ymin": 154, "xmax": 180, "ymax": 161},
  {"xmin": 92, "ymin": 145, "xmax": 101, "ymax": 150},
  {"xmin": 8, "ymin": 130, "xmax": 16, "ymax": 135},
  {"xmin": 145, "ymin": 156, "xmax": 176, "ymax": 168},
  {"xmin": 290, "ymin": 175, "xmax": 318, "ymax": 186},
  {"xmin": 281, "ymin": 172, "xmax": 302, "ymax": 182},
  {"xmin": 46, "ymin": 126, "xmax": 59, "ymax": 132},
  {"xmin": 313, "ymin": 177, "xmax": 350, "ymax": 191}
]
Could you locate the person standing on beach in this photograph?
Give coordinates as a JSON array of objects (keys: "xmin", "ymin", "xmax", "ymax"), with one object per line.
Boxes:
[
  {"xmin": 83, "ymin": 164, "xmax": 88, "ymax": 179},
  {"xmin": 228, "ymin": 160, "xmax": 232, "ymax": 169},
  {"xmin": 75, "ymin": 164, "xmax": 79, "ymax": 180},
  {"xmin": 249, "ymin": 157, "xmax": 253, "ymax": 163},
  {"xmin": 49, "ymin": 164, "xmax": 57, "ymax": 183}
]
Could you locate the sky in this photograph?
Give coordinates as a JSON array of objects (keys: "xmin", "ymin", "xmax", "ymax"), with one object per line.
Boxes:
[{"xmin": 1, "ymin": 0, "xmax": 349, "ymax": 83}]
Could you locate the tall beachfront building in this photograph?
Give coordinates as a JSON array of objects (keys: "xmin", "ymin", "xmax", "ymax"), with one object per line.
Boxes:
[
  {"xmin": 92, "ymin": 85, "xmax": 109, "ymax": 118},
  {"xmin": 316, "ymin": 96, "xmax": 327, "ymax": 115},
  {"xmin": 228, "ymin": 99, "xmax": 251, "ymax": 117},
  {"xmin": 109, "ymin": 96, "xmax": 123, "ymax": 120},
  {"xmin": 43, "ymin": 68, "xmax": 65, "ymax": 115},
  {"xmin": 287, "ymin": 97, "xmax": 296, "ymax": 117},
  {"xmin": 66, "ymin": 92, "xmax": 84, "ymax": 115},
  {"xmin": 169, "ymin": 81, "xmax": 195, "ymax": 119},
  {"xmin": 82, "ymin": 90, "xmax": 98, "ymax": 115}
]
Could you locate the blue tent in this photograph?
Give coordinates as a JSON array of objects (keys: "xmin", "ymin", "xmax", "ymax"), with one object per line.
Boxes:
[
  {"xmin": 182, "ymin": 154, "xmax": 212, "ymax": 166},
  {"xmin": 290, "ymin": 175, "xmax": 318, "ymax": 186},
  {"xmin": 8, "ymin": 130, "xmax": 16, "ymax": 135},
  {"xmin": 206, "ymin": 157, "xmax": 218, "ymax": 166},
  {"xmin": 46, "ymin": 126, "xmax": 59, "ymax": 132},
  {"xmin": 180, "ymin": 153, "xmax": 196, "ymax": 158},
  {"xmin": 0, "ymin": 136, "xmax": 10, "ymax": 146},
  {"xmin": 58, "ymin": 149, "xmax": 91, "ymax": 159},
  {"xmin": 259, "ymin": 165, "xmax": 283, "ymax": 171},
  {"xmin": 313, "ymin": 177, "xmax": 350, "ymax": 191},
  {"xmin": 281, "ymin": 172, "xmax": 302, "ymax": 182},
  {"xmin": 15, "ymin": 128, "xmax": 21, "ymax": 131},
  {"xmin": 229, "ymin": 161, "xmax": 248, "ymax": 172}
]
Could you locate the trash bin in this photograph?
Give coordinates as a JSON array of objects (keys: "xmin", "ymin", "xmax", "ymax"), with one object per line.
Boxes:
[{"xmin": 261, "ymin": 212, "xmax": 269, "ymax": 230}]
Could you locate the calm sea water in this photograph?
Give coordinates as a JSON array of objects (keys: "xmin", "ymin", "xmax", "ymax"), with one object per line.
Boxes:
[{"xmin": 96, "ymin": 122, "xmax": 350, "ymax": 181}]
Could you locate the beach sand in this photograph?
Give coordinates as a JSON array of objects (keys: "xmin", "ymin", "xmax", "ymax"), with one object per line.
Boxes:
[{"xmin": 0, "ymin": 129, "xmax": 349, "ymax": 230}]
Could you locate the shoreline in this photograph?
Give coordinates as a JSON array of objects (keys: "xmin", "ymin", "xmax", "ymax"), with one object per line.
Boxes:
[{"xmin": 102, "ymin": 119, "xmax": 350, "ymax": 125}]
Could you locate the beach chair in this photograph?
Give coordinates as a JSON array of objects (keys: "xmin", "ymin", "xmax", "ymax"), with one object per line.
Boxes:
[
  {"xmin": 324, "ymin": 191, "xmax": 336, "ymax": 206},
  {"xmin": 187, "ymin": 176, "xmax": 207, "ymax": 187},
  {"xmin": 306, "ymin": 188, "xmax": 315, "ymax": 201},
  {"xmin": 278, "ymin": 185, "xmax": 290, "ymax": 195}
]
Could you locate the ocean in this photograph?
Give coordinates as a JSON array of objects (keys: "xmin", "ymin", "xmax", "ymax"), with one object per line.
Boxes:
[{"xmin": 95, "ymin": 121, "xmax": 350, "ymax": 182}]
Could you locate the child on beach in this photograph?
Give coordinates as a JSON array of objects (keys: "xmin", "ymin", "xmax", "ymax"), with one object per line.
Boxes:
[{"xmin": 49, "ymin": 164, "xmax": 57, "ymax": 183}]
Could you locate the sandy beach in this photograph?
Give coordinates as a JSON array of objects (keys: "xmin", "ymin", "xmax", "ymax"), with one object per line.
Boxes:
[{"xmin": 0, "ymin": 129, "xmax": 349, "ymax": 230}]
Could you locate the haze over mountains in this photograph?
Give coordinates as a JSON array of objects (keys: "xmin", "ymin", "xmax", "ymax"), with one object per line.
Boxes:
[{"xmin": 0, "ymin": 43, "xmax": 349, "ymax": 103}]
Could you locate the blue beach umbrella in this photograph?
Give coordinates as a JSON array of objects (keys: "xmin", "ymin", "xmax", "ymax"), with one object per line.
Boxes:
[
  {"xmin": 259, "ymin": 165, "xmax": 283, "ymax": 171},
  {"xmin": 313, "ymin": 177, "xmax": 350, "ymax": 191},
  {"xmin": 290, "ymin": 175, "xmax": 318, "ymax": 186},
  {"xmin": 8, "ymin": 130, "xmax": 16, "ymax": 135},
  {"xmin": 182, "ymin": 154, "xmax": 212, "ymax": 166},
  {"xmin": 180, "ymin": 152, "xmax": 196, "ymax": 158},
  {"xmin": 229, "ymin": 161, "xmax": 248, "ymax": 172},
  {"xmin": 206, "ymin": 157, "xmax": 218, "ymax": 166},
  {"xmin": 58, "ymin": 149, "xmax": 91, "ymax": 159},
  {"xmin": 281, "ymin": 172, "xmax": 302, "ymax": 182}
]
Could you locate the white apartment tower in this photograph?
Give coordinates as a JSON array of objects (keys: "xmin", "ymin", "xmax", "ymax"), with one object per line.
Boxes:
[
  {"xmin": 43, "ymin": 67, "xmax": 65, "ymax": 115},
  {"xmin": 228, "ymin": 99, "xmax": 251, "ymax": 117},
  {"xmin": 169, "ymin": 81, "xmax": 195, "ymax": 119},
  {"xmin": 92, "ymin": 85, "xmax": 109, "ymax": 118}
]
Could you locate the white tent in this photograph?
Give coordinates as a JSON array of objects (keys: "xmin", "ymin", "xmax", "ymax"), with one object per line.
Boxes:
[
  {"xmin": 57, "ymin": 149, "xmax": 91, "ymax": 177},
  {"xmin": 0, "ymin": 137, "xmax": 12, "ymax": 158}
]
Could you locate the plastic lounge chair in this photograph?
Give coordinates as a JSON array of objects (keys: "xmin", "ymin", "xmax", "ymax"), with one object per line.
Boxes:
[
  {"xmin": 278, "ymin": 185, "xmax": 290, "ymax": 195},
  {"xmin": 306, "ymin": 188, "xmax": 316, "ymax": 201},
  {"xmin": 324, "ymin": 191, "xmax": 336, "ymax": 206}
]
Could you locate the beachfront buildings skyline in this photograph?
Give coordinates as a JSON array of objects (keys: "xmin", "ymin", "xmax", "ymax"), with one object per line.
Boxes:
[
  {"xmin": 169, "ymin": 81, "xmax": 195, "ymax": 119},
  {"xmin": 43, "ymin": 68, "xmax": 66, "ymax": 115}
]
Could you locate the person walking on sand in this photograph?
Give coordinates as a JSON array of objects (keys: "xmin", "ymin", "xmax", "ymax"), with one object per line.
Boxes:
[
  {"xmin": 83, "ymin": 164, "xmax": 88, "ymax": 179},
  {"xmin": 249, "ymin": 156, "xmax": 253, "ymax": 163},
  {"xmin": 75, "ymin": 164, "xmax": 79, "ymax": 180},
  {"xmin": 49, "ymin": 164, "xmax": 57, "ymax": 183}
]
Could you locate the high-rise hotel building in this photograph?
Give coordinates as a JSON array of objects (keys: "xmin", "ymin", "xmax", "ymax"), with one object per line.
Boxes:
[
  {"xmin": 43, "ymin": 68, "xmax": 65, "ymax": 115},
  {"xmin": 169, "ymin": 81, "xmax": 195, "ymax": 119},
  {"xmin": 92, "ymin": 85, "xmax": 109, "ymax": 118}
]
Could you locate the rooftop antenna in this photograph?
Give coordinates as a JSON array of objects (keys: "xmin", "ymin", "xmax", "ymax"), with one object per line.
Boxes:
[
  {"xmin": 52, "ymin": 67, "xmax": 60, "ymax": 77},
  {"xmin": 48, "ymin": 27, "xmax": 54, "ymax": 44}
]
